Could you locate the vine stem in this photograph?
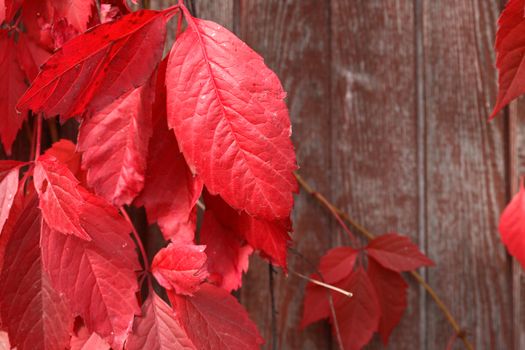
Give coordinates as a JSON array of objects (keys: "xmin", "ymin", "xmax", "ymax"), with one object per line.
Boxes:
[
  {"xmin": 294, "ymin": 172, "xmax": 474, "ymax": 350},
  {"xmin": 120, "ymin": 206, "xmax": 151, "ymax": 288},
  {"xmin": 34, "ymin": 115, "xmax": 43, "ymax": 161},
  {"xmin": 290, "ymin": 270, "xmax": 352, "ymax": 298}
]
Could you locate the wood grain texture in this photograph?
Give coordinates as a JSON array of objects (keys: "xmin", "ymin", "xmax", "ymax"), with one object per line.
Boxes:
[
  {"xmin": 422, "ymin": 1, "xmax": 512, "ymax": 349},
  {"xmin": 237, "ymin": 1, "xmax": 333, "ymax": 349},
  {"xmin": 331, "ymin": 1, "xmax": 422, "ymax": 348}
]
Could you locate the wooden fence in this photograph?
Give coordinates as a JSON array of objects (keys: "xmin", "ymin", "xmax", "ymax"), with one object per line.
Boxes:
[
  {"xmin": 10, "ymin": 0, "xmax": 513, "ymax": 348},
  {"xmin": 149, "ymin": 1, "xmax": 520, "ymax": 349}
]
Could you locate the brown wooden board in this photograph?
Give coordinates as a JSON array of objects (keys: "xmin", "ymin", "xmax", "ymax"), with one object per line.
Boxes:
[
  {"xmin": 422, "ymin": 1, "xmax": 512, "ymax": 348},
  {"xmin": 330, "ymin": 1, "xmax": 423, "ymax": 348},
  {"xmin": 236, "ymin": 0, "xmax": 333, "ymax": 349}
]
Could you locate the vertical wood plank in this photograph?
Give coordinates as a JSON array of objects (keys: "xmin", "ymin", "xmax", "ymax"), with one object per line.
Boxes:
[
  {"xmin": 237, "ymin": 1, "xmax": 333, "ymax": 349},
  {"xmin": 331, "ymin": 1, "xmax": 421, "ymax": 348},
  {"xmin": 422, "ymin": 1, "xmax": 512, "ymax": 348}
]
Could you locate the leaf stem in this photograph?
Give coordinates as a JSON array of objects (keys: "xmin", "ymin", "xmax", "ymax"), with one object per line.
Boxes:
[
  {"xmin": 120, "ymin": 206, "xmax": 151, "ymax": 288},
  {"xmin": 34, "ymin": 115, "xmax": 43, "ymax": 161},
  {"xmin": 294, "ymin": 171, "xmax": 473, "ymax": 350},
  {"xmin": 290, "ymin": 270, "xmax": 352, "ymax": 298}
]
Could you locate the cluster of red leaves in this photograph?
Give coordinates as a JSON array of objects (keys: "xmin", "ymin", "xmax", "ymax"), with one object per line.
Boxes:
[
  {"xmin": 493, "ymin": 1, "xmax": 525, "ymax": 273},
  {"xmin": 0, "ymin": 0, "xmax": 298, "ymax": 349},
  {"xmin": 301, "ymin": 234, "xmax": 433, "ymax": 350}
]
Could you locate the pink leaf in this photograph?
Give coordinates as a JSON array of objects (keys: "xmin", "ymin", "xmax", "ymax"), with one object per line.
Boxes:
[
  {"xmin": 78, "ymin": 83, "xmax": 153, "ymax": 206},
  {"xmin": 166, "ymin": 10, "xmax": 297, "ymax": 221},
  {"xmin": 0, "ymin": 195, "xmax": 74, "ymax": 350},
  {"xmin": 40, "ymin": 188, "xmax": 140, "ymax": 349},
  {"xmin": 0, "ymin": 30, "xmax": 28, "ymax": 155},
  {"xmin": 0, "ymin": 160, "xmax": 23, "ymax": 234},
  {"xmin": 366, "ymin": 233, "xmax": 434, "ymax": 272},
  {"xmin": 168, "ymin": 283, "xmax": 264, "ymax": 350},
  {"xmin": 71, "ymin": 329, "xmax": 110, "ymax": 350},
  {"xmin": 367, "ymin": 258, "xmax": 408, "ymax": 344},
  {"xmin": 151, "ymin": 242, "xmax": 208, "ymax": 296},
  {"xmin": 200, "ymin": 210, "xmax": 252, "ymax": 292},
  {"xmin": 17, "ymin": 9, "xmax": 168, "ymax": 121},
  {"xmin": 126, "ymin": 292, "xmax": 196, "ymax": 350}
]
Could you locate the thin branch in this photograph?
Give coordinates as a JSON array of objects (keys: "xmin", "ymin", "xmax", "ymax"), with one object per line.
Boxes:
[
  {"xmin": 120, "ymin": 206, "xmax": 152, "ymax": 289},
  {"xmin": 34, "ymin": 115, "xmax": 43, "ymax": 161},
  {"xmin": 290, "ymin": 270, "xmax": 352, "ymax": 298},
  {"xmin": 47, "ymin": 119, "xmax": 59, "ymax": 143},
  {"xmin": 294, "ymin": 172, "xmax": 473, "ymax": 350},
  {"xmin": 287, "ymin": 249, "xmax": 345, "ymax": 350},
  {"xmin": 268, "ymin": 265, "xmax": 277, "ymax": 350}
]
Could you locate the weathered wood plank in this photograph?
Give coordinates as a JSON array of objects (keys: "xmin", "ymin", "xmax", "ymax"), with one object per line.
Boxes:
[
  {"xmin": 236, "ymin": 1, "xmax": 333, "ymax": 349},
  {"xmin": 422, "ymin": 1, "xmax": 512, "ymax": 348},
  {"xmin": 330, "ymin": 1, "xmax": 421, "ymax": 348}
]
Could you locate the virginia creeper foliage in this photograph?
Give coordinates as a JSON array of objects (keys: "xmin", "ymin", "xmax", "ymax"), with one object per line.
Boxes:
[
  {"xmin": 0, "ymin": 0, "xmax": 295, "ymax": 348},
  {"xmin": 0, "ymin": 0, "xmax": 439, "ymax": 349}
]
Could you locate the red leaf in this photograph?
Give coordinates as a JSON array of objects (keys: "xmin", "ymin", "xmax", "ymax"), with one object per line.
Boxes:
[
  {"xmin": 0, "ymin": 195, "xmax": 74, "ymax": 350},
  {"xmin": 151, "ymin": 242, "xmax": 208, "ymax": 296},
  {"xmin": 166, "ymin": 9, "xmax": 297, "ymax": 221},
  {"xmin": 366, "ymin": 233, "xmax": 434, "ymax": 272},
  {"xmin": 318, "ymin": 246, "xmax": 359, "ymax": 283},
  {"xmin": 168, "ymin": 283, "xmax": 264, "ymax": 350},
  {"xmin": 332, "ymin": 268, "xmax": 380, "ymax": 350},
  {"xmin": 499, "ymin": 182, "xmax": 525, "ymax": 269},
  {"xmin": 4, "ymin": 0, "xmax": 22, "ymax": 23},
  {"xmin": 491, "ymin": 0, "xmax": 525, "ymax": 118},
  {"xmin": 0, "ymin": 30, "xmax": 28, "ymax": 155},
  {"xmin": 204, "ymin": 192, "xmax": 290, "ymax": 267},
  {"xmin": 367, "ymin": 258, "xmax": 408, "ymax": 345},
  {"xmin": 17, "ymin": 9, "xmax": 168, "ymax": 120},
  {"xmin": 16, "ymin": 33, "xmax": 51, "ymax": 82},
  {"xmin": 53, "ymin": 0, "xmax": 96, "ymax": 33},
  {"xmin": 0, "ymin": 1, "xmax": 4, "ymax": 24},
  {"xmin": 34, "ymin": 153, "xmax": 92, "ymax": 240},
  {"xmin": 44, "ymin": 139, "xmax": 83, "ymax": 177},
  {"xmin": 40, "ymin": 189, "xmax": 140, "ymax": 349},
  {"xmin": 126, "ymin": 292, "xmax": 196, "ymax": 350},
  {"xmin": 78, "ymin": 83, "xmax": 153, "ymax": 206},
  {"xmin": 136, "ymin": 60, "xmax": 203, "ymax": 241},
  {"xmin": 300, "ymin": 273, "xmax": 332, "ymax": 329},
  {"xmin": 200, "ymin": 210, "xmax": 252, "ymax": 291},
  {"xmin": 0, "ymin": 160, "xmax": 23, "ymax": 234},
  {"xmin": 70, "ymin": 325, "xmax": 110, "ymax": 350}
]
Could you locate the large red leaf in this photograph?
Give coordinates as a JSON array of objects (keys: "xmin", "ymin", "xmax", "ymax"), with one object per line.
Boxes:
[
  {"xmin": 40, "ymin": 189, "xmax": 140, "ymax": 349},
  {"xmin": 17, "ymin": 9, "xmax": 169, "ymax": 120},
  {"xmin": 16, "ymin": 33, "xmax": 51, "ymax": 82},
  {"xmin": 491, "ymin": 0, "xmax": 525, "ymax": 118},
  {"xmin": 135, "ymin": 61, "xmax": 203, "ymax": 242},
  {"xmin": 166, "ymin": 8, "xmax": 297, "ymax": 221},
  {"xmin": 44, "ymin": 139, "xmax": 83, "ymax": 177},
  {"xmin": 200, "ymin": 210, "xmax": 252, "ymax": 291},
  {"xmin": 500, "ymin": 182, "xmax": 525, "ymax": 269},
  {"xmin": 366, "ymin": 233, "xmax": 434, "ymax": 272},
  {"xmin": 0, "ymin": 30, "xmax": 27, "ymax": 155},
  {"xmin": 0, "ymin": 160, "xmax": 23, "ymax": 234},
  {"xmin": 367, "ymin": 258, "xmax": 407, "ymax": 345},
  {"xmin": 204, "ymin": 192, "xmax": 290, "ymax": 267},
  {"xmin": 0, "ymin": 1, "xmax": 4, "ymax": 23},
  {"xmin": 151, "ymin": 242, "xmax": 208, "ymax": 296},
  {"xmin": 0, "ymin": 196, "xmax": 73, "ymax": 350},
  {"xmin": 332, "ymin": 267, "xmax": 380, "ymax": 350},
  {"xmin": 34, "ymin": 153, "xmax": 91, "ymax": 240},
  {"xmin": 168, "ymin": 283, "xmax": 264, "ymax": 350},
  {"xmin": 78, "ymin": 83, "xmax": 153, "ymax": 206},
  {"xmin": 126, "ymin": 292, "xmax": 196, "ymax": 350}
]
